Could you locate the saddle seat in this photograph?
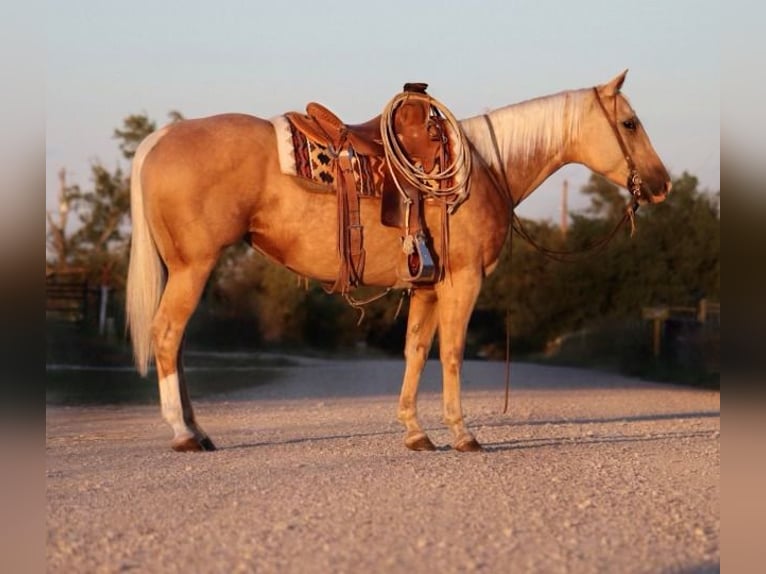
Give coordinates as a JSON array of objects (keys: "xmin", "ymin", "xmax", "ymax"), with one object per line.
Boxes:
[
  {"xmin": 288, "ymin": 103, "xmax": 384, "ymax": 157},
  {"xmin": 287, "ymin": 83, "xmax": 441, "ymax": 171}
]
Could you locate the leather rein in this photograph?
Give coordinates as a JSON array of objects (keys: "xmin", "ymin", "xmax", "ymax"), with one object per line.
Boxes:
[{"xmin": 476, "ymin": 86, "xmax": 646, "ymax": 412}]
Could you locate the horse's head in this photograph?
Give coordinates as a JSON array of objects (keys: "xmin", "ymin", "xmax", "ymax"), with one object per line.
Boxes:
[{"xmin": 577, "ymin": 70, "xmax": 672, "ymax": 205}]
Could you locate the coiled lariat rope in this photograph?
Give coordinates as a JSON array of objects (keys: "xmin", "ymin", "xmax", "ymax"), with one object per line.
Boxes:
[{"xmin": 380, "ymin": 92, "xmax": 472, "ymax": 212}]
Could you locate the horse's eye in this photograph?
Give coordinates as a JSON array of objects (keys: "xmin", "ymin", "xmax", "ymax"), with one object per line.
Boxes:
[{"xmin": 622, "ymin": 119, "xmax": 637, "ymax": 131}]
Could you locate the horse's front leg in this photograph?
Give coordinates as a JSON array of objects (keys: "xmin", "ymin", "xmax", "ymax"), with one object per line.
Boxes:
[
  {"xmin": 398, "ymin": 288, "xmax": 439, "ymax": 451},
  {"xmin": 435, "ymin": 270, "xmax": 483, "ymax": 452}
]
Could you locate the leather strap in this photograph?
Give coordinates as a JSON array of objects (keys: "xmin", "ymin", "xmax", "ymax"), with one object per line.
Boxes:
[
  {"xmin": 592, "ymin": 87, "xmax": 642, "ymax": 210},
  {"xmin": 592, "ymin": 87, "xmax": 636, "ymax": 174},
  {"xmin": 326, "ymin": 148, "xmax": 365, "ymax": 294},
  {"xmin": 342, "ymin": 150, "xmax": 365, "ymax": 283}
]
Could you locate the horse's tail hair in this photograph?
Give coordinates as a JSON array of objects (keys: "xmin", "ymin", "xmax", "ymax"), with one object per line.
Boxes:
[{"xmin": 125, "ymin": 127, "xmax": 169, "ymax": 377}]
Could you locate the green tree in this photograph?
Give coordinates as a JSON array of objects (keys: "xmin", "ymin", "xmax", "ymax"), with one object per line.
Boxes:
[
  {"xmin": 46, "ymin": 168, "xmax": 82, "ymax": 272},
  {"xmin": 113, "ymin": 110, "xmax": 183, "ymax": 159},
  {"xmin": 545, "ymin": 172, "xmax": 717, "ymax": 325},
  {"xmin": 67, "ymin": 164, "xmax": 131, "ymax": 283},
  {"xmin": 46, "ymin": 111, "xmax": 185, "ymax": 283},
  {"xmin": 210, "ymin": 246, "xmax": 310, "ymax": 343},
  {"xmin": 476, "ymin": 171, "xmax": 720, "ymax": 355},
  {"xmin": 581, "ymin": 173, "xmax": 625, "ymax": 220},
  {"xmin": 477, "ymin": 218, "xmax": 563, "ymax": 353},
  {"xmin": 209, "ymin": 245, "xmax": 374, "ymax": 350},
  {"xmin": 113, "ymin": 114, "xmax": 156, "ymax": 160}
]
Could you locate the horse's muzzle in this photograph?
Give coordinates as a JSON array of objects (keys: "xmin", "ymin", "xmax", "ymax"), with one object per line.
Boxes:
[
  {"xmin": 637, "ymin": 179, "xmax": 672, "ymax": 205},
  {"xmin": 649, "ymin": 179, "xmax": 672, "ymax": 203}
]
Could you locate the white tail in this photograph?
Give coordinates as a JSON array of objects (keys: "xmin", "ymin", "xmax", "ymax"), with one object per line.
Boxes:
[{"xmin": 125, "ymin": 127, "xmax": 170, "ymax": 376}]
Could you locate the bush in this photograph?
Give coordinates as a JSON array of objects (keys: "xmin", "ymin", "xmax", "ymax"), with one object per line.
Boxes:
[{"xmin": 545, "ymin": 318, "xmax": 719, "ymax": 389}]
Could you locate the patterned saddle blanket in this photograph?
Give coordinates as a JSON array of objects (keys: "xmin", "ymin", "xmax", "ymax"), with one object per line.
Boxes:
[{"xmin": 270, "ymin": 114, "xmax": 452, "ymax": 200}]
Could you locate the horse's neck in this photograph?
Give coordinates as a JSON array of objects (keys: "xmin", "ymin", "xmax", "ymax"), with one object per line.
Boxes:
[{"xmin": 462, "ymin": 89, "xmax": 587, "ymax": 205}]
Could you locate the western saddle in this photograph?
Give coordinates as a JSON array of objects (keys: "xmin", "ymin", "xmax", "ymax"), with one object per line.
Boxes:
[{"xmin": 286, "ymin": 83, "xmax": 451, "ymax": 294}]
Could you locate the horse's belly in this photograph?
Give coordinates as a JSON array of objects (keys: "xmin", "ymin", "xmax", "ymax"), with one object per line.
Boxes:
[{"xmin": 247, "ymin": 185, "xmax": 405, "ymax": 287}]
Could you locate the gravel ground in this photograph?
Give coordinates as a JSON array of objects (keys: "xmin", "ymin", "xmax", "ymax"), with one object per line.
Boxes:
[{"xmin": 46, "ymin": 359, "xmax": 720, "ymax": 573}]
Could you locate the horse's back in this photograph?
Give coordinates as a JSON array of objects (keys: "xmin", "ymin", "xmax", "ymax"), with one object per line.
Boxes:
[
  {"xmin": 148, "ymin": 113, "xmax": 274, "ymax": 162},
  {"xmin": 142, "ymin": 112, "xmax": 278, "ymax": 195}
]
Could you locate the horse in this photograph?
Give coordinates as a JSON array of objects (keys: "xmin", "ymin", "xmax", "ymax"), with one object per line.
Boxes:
[{"xmin": 126, "ymin": 70, "xmax": 671, "ymax": 452}]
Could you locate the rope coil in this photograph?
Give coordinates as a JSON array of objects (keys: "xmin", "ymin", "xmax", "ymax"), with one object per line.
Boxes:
[{"xmin": 380, "ymin": 92, "xmax": 472, "ymax": 211}]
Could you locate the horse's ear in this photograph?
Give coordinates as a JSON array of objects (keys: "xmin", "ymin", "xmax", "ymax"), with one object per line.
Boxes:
[{"xmin": 601, "ymin": 69, "xmax": 629, "ymax": 96}]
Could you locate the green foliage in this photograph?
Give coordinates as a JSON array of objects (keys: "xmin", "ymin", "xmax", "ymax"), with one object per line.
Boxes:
[
  {"xmin": 478, "ymin": 219, "xmax": 563, "ymax": 352},
  {"xmin": 51, "ymin": 163, "xmax": 131, "ymax": 284},
  {"xmin": 48, "ymin": 111, "xmax": 185, "ymax": 284},
  {"xmin": 581, "ymin": 173, "xmax": 624, "ymax": 219},
  {"xmin": 113, "ymin": 114, "xmax": 156, "ymax": 160},
  {"xmin": 479, "ymin": 172, "xmax": 720, "ymax": 359},
  {"xmin": 46, "ymin": 170, "xmax": 82, "ymax": 271},
  {"xmin": 71, "ymin": 165, "xmax": 130, "ymax": 251},
  {"xmin": 113, "ymin": 110, "xmax": 184, "ymax": 159},
  {"xmin": 208, "ymin": 245, "xmax": 403, "ymax": 352}
]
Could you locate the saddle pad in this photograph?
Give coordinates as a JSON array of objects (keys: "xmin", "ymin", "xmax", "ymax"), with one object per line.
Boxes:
[
  {"xmin": 271, "ymin": 115, "xmax": 382, "ymax": 197},
  {"xmin": 270, "ymin": 114, "xmax": 451, "ymax": 198}
]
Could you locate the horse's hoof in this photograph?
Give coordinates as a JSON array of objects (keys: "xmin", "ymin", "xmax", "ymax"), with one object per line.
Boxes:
[
  {"xmin": 405, "ymin": 433, "xmax": 437, "ymax": 451},
  {"xmin": 172, "ymin": 436, "xmax": 217, "ymax": 452},
  {"xmin": 198, "ymin": 436, "xmax": 217, "ymax": 451},
  {"xmin": 454, "ymin": 436, "xmax": 483, "ymax": 452}
]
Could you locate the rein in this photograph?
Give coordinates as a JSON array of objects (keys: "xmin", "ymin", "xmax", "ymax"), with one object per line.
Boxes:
[{"xmin": 477, "ymin": 88, "xmax": 646, "ymax": 411}]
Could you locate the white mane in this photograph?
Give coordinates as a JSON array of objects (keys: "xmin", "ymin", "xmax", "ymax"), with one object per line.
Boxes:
[{"xmin": 461, "ymin": 89, "xmax": 586, "ymax": 168}]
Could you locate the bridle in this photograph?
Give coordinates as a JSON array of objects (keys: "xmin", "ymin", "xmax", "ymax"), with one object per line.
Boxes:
[{"xmin": 592, "ymin": 87, "xmax": 643, "ymax": 213}]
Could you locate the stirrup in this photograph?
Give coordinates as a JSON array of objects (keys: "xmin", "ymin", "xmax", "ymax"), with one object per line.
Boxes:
[{"xmin": 399, "ymin": 232, "xmax": 437, "ymax": 283}]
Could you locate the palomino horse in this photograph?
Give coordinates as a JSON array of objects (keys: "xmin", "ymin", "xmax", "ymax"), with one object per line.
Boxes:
[{"xmin": 126, "ymin": 70, "xmax": 670, "ymax": 452}]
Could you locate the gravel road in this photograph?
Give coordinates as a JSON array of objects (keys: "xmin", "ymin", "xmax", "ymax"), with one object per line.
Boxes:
[{"xmin": 46, "ymin": 358, "xmax": 720, "ymax": 573}]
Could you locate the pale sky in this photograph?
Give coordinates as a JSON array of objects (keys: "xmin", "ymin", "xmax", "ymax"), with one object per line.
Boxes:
[{"xmin": 46, "ymin": 0, "xmax": 719, "ymax": 221}]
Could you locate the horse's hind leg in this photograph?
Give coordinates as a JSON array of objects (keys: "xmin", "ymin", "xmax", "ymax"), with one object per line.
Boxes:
[
  {"xmin": 398, "ymin": 289, "xmax": 439, "ymax": 451},
  {"xmin": 152, "ymin": 261, "xmax": 217, "ymax": 452}
]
